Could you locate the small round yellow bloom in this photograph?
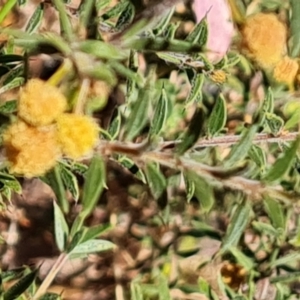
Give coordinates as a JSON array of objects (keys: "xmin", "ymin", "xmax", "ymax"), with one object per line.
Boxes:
[
  {"xmin": 56, "ymin": 113, "xmax": 99, "ymax": 159},
  {"xmin": 209, "ymin": 70, "xmax": 227, "ymax": 84},
  {"xmin": 4, "ymin": 120, "xmax": 61, "ymax": 177},
  {"xmin": 19, "ymin": 79, "xmax": 67, "ymax": 126},
  {"xmin": 273, "ymin": 56, "xmax": 299, "ymax": 87},
  {"xmin": 242, "ymin": 13, "xmax": 287, "ymax": 69}
]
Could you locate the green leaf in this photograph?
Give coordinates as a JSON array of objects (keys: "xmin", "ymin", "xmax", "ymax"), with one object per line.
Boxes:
[
  {"xmin": 185, "ymin": 71, "xmax": 204, "ymax": 105},
  {"xmin": 0, "ymin": 0, "xmax": 17, "ymax": 24},
  {"xmin": 25, "ymin": 3, "xmax": 44, "ymax": 33},
  {"xmin": 264, "ymin": 136, "xmax": 300, "ymax": 182},
  {"xmin": 101, "ymin": 1, "xmax": 128, "ymax": 20},
  {"xmin": 264, "ymin": 196, "xmax": 285, "ymax": 230},
  {"xmin": 207, "ymin": 93, "xmax": 227, "ymax": 137},
  {"xmin": 270, "ymin": 252, "xmax": 300, "ymax": 268},
  {"xmin": 0, "ymin": 100, "xmax": 17, "ymax": 115},
  {"xmin": 77, "ymin": 40, "xmax": 126, "ymax": 60},
  {"xmin": 258, "ymin": 87, "xmax": 274, "ymax": 125},
  {"xmin": 152, "ymin": 8, "xmax": 174, "ymax": 36},
  {"xmin": 115, "ymin": 1, "xmax": 135, "ymax": 30},
  {"xmin": 264, "ymin": 113, "xmax": 284, "ymax": 136},
  {"xmin": 108, "ymin": 109, "xmax": 121, "ymax": 140},
  {"xmin": 185, "ymin": 16, "xmax": 208, "ymax": 46},
  {"xmin": 2, "ymin": 267, "xmax": 26, "ymax": 283},
  {"xmin": 0, "ymin": 77, "xmax": 24, "ymax": 95},
  {"xmin": 221, "ymin": 200, "xmax": 251, "ymax": 252},
  {"xmin": 131, "ymin": 283, "xmax": 143, "ymax": 300},
  {"xmin": 252, "ymin": 221, "xmax": 281, "ymax": 237},
  {"xmin": 109, "ymin": 61, "xmax": 143, "ymax": 86},
  {"xmin": 53, "ymin": 201, "xmax": 69, "ymax": 252},
  {"xmin": 145, "ymin": 163, "xmax": 167, "ymax": 200},
  {"xmin": 118, "ymin": 156, "xmax": 146, "ymax": 183},
  {"xmin": 163, "ymin": 22, "xmax": 180, "ymax": 40},
  {"xmin": 289, "ymin": 0, "xmax": 300, "ymax": 57},
  {"xmin": 45, "ymin": 166, "xmax": 69, "ymax": 214},
  {"xmin": 79, "ymin": 0, "xmax": 95, "ymax": 29},
  {"xmin": 68, "ymin": 161, "xmax": 88, "ymax": 176},
  {"xmin": 125, "ymin": 37, "xmax": 203, "ymax": 52},
  {"xmin": 81, "ymin": 154, "xmax": 106, "ymax": 216},
  {"xmin": 225, "ymin": 125, "xmax": 257, "ymax": 167},
  {"xmin": 155, "ymin": 270, "xmax": 171, "ymax": 300},
  {"xmin": 183, "ymin": 174, "xmax": 195, "ymax": 203},
  {"xmin": 0, "ymin": 55, "xmax": 23, "ymax": 63},
  {"xmin": 248, "ymin": 145, "xmax": 266, "ymax": 171},
  {"xmin": 3, "ymin": 269, "xmax": 37, "ymax": 300},
  {"xmin": 185, "ymin": 171, "xmax": 214, "ymax": 212},
  {"xmin": 176, "ymin": 106, "xmax": 205, "ymax": 155},
  {"xmin": 150, "ymin": 87, "xmax": 170, "ymax": 137},
  {"xmin": 82, "ymin": 63, "xmax": 116, "ymax": 85},
  {"xmin": 229, "ymin": 247, "xmax": 254, "ymax": 271},
  {"xmin": 60, "ymin": 165, "xmax": 79, "ymax": 202},
  {"xmin": 38, "ymin": 292, "xmax": 61, "ymax": 300},
  {"xmin": 67, "ymin": 223, "xmax": 111, "ymax": 253},
  {"xmin": 124, "ymin": 84, "xmax": 151, "ymax": 141},
  {"xmin": 52, "ymin": 0, "xmax": 73, "ymax": 41},
  {"xmin": 95, "ymin": 0, "xmax": 111, "ymax": 11},
  {"xmin": 270, "ymin": 271, "xmax": 300, "ymax": 284},
  {"xmin": 68, "ymin": 239, "xmax": 114, "ymax": 259},
  {"xmin": 0, "ymin": 172, "xmax": 22, "ymax": 194}
]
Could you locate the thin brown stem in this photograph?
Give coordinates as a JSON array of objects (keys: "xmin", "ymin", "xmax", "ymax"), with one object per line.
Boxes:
[{"xmin": 32, "ymin": 253, "xmax": 68, "ymax": 300}]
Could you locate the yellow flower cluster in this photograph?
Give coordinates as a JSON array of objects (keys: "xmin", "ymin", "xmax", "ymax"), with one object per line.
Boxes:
[
  {"xmin": 4, "ymin": 121, "xmax": 61, "ymax": 178},
  {"xmin": 273, "ymin": 56, "xmax": 299, "ymax": 88},
  {"xmin": 242, "ymin": 13, "xmax": 300, "ymax": 87},
  {"xmin": 57, "ymin": 114, "xmax": 99, "ymax": 159},
  {"xmin": 19, "ymin": 79, "xmax": 67, "ymax": 126},
  {"xmin": 209, "ymin": 70, "xmax": 227, "ymax": 84},
  {"xmin": 4, "ymin": 79, "xmax": 99, "ymax": 178},
  {"xmin": 242, "ymin": 13, "xmax": 287, "ymax": 69}
]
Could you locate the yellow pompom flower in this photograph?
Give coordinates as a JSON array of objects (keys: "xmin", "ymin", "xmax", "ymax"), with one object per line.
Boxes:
[
  {"xmin": 273, "ymin": 56, "xmax": 299, "ymax": 88},
  {"xmin": 4, "ymin": 120, "xmax": 61, "ymax": 177},
  {"xmin": 19, "ymin": 79, "xmax": 67, "ymax": 126},
  {"xmin": 242, "ymin": 13, "xmax": 287, "ymax": 69},
  {"xmin": 56, "ymin": 114, "xmax": 99, "ymax": 159},
  {"xmin": 209, "ymin": 70, "xmax": 227, "ymax": 84}
]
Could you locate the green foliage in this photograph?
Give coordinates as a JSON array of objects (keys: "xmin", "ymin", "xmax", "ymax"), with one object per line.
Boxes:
[{"xmin": 2, "ymin": 0, "xmax": 300, "ymax": 299}]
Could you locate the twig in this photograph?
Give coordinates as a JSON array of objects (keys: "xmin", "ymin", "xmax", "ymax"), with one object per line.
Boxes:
[
  {"xmin": 32, "ymin": 253, "xmax": 68, "ymax": 300},
  {"xmin": 160, "ymin": 132, "xmax": 299, "ymax": 149}
]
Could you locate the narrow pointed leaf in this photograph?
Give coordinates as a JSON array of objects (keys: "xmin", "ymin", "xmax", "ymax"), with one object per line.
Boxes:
[
  {"xmin": 248, "ymin": 145, "xmax": 266, "ymax": 170},
  {"xmin": 185, "ymin": 16, "xmax": 208, "ymax": 46},
  {"xmin": 0, "ymin": 100, "xmax": 17, "ymax": 115},
  {"xmin": 185, "ymin": 171, "xmax": 214, "ymax": 212},
  {"xmin": 124, "ymin": 86, "xmax": 151, "ymax": 141},
  {"xmin": 207, "ymin": 93, "xmax": 227, "ymax": 137},
  {"xmin": 82, "ymin": 154, "xmax": 106, "ymax": 216},
  {"xmin": 25, "ymin": 3, "xmax": 44, "ymax": 33},
  {"xmin": 53, "ymin": 201, "xmax": 69, "ymax": 252},
  {"xmin": 115, "ymin": 1, "xmax": 135, "ymax": 30},
  {"xmin": 150, "ymin": 87, "xmax": 169, "ymax": 137},
  {"xmin": 45, "ymin": 166, "xmax": 69, "ymax": 214},
  {"xmin": 69, "ymin": 239, "xmax": 114, "ymax": 258},
  {"xmin": 289, "ymin": 0, "xmax": 300, "ymax": 57},
  {"xmin": 225, "ymin": 125, "xmax": 257, "ymax": 167},
  {"xmin": 176, "ymin": 106, "xmax": 205, "ymax": 155},
  {"xmin": 60, "ymin": 165, "xmax": 79, "ymax": 202},
  {"xmin": 221, "ymin": 201, "xmax": 251, "ymax": 252},
  {"xmin": 3, "ymin": 269, "xmax": 37, "ymax": 300},
  {"xmin": 145, "ymin": 163, "xmax": 167, "ymax": 200},
  {"xmin": 264, "ymin": 136, "xmax": 300, "ymax": 182},
  {"xmin": 185, "ymin": 71, "xmax": 204, "ymax": 105},
  {"xmin": 264, "ymin": 196, "xmax": 285, "ymax": 230}
]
